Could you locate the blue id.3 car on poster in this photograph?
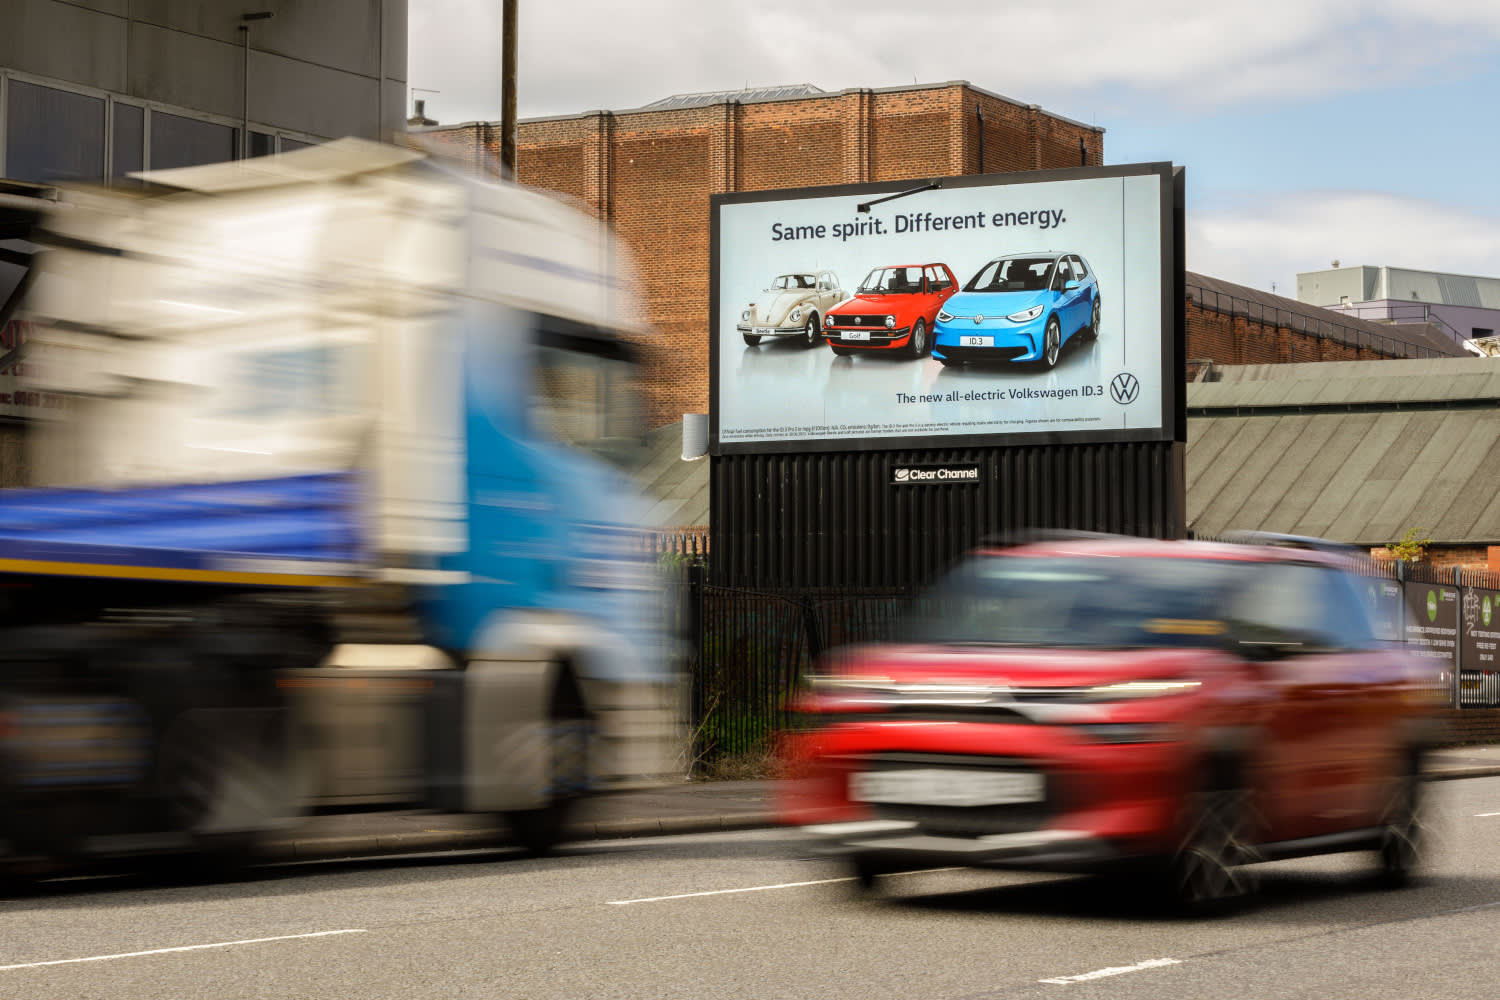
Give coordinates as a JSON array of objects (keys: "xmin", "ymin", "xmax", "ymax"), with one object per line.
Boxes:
[{"xmin": 933, "ymin": 252, "xmax": 1100, "ymax": 369}]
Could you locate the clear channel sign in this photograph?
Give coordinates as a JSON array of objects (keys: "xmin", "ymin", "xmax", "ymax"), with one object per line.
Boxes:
[{"xmin": 710, "ymin": 162, "xmax": 1182, "ymax": 454}]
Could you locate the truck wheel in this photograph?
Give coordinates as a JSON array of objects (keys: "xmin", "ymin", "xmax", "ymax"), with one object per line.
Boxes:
[
  {"xmin": 1169, "ymin": 787, "xmax": 1260, "ymax": 915},
  {"xmin": 156, "ymin": 706, "xmax": 293, "ymax": 869},
  {"xmin": 504, "ymin": 672, "xmax": 593, "ymax": 857}
]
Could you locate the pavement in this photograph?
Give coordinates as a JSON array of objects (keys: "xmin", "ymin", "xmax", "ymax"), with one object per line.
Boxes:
[{"xmin": 261, "ymin": 745, "xmax": 1500, "ymax": 864}]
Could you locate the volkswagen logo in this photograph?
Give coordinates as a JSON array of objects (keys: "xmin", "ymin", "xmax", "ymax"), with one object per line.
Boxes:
[
  {"xmin": 1109, "ymin": 372, "xmax": 1140, "ymax": 404},
  {"xmin": 974, "ymin": 315, "xmax": 984, "ymax": 324}
]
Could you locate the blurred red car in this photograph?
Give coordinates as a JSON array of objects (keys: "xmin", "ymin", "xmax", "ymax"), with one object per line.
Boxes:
[
  {"xmin": 824, "ymin": 263, "xmax": 958, "ymax": 359},
  {"xmin": 778, "ymin": 533, "xmax": 1440, "ymax": 912}
]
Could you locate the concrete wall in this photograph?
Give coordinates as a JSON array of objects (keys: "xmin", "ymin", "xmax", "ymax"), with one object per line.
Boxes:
[{"xmin": 0, "ymin": 0, "xmax": 406, "ymax": 145}]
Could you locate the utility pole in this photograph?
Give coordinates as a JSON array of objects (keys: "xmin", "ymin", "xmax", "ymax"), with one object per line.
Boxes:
[{"xmin": 500, "ymin": 0, "xmax": 517, "ymax": 177}]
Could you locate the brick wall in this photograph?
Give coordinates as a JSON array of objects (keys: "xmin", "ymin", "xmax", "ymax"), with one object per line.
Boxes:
[
  {"xmin": 1187, "ymin": 300, "xmax": 1411, "ymax": 371},
  {"xmin": 411, "ymin": 83, "xmax": 1105, "ymax": 429},
  {"xmin": 1437, "ymin": 707, "xmax": 1500, "ymax": 745}
]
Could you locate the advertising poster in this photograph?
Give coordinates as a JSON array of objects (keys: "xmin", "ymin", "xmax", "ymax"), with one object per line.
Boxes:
[
  {"xmin": 711, "ymin": 163, "xmax": 1179, "ymax": 454},
  {"xmin": 1402, "ymin": 582, "xmax": 1458, "ymax": 674},
  {"xmin": 1460, "ymin": 586, "xmax": 1500, "ymax": 705},
  {"xmin": 1364, "ymin": 578, "xmax": 1405, "ymax": 643}
]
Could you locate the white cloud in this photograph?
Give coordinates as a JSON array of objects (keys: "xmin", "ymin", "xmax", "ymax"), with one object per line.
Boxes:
[
  {"xmin": 408, "ymin": 0, "xmax": 1500, "ymax": 123},
  {"xmin": 1189, "ymin": 190, "xmax": 1500, "ymax": 292}
]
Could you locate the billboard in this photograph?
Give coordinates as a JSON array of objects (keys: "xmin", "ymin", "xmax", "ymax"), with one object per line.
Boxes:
[{"xmin": 710, "ymin": 163, "xmax": 1183, "ymax": 454}]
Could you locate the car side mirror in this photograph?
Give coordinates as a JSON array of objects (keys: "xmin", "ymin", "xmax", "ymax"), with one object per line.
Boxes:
[
  {"xmin": 1237, "ymin": 639, "xmax": 1304, "ymax": 662},
  {"xmin": 1064, "ymin": 279, "xmax": 1080, "ymax": 291}
]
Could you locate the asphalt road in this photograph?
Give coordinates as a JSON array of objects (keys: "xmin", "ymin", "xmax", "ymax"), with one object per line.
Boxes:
[{"xmin": 3, "ymin": 777, "xmax": 1499, "ymax": 999}]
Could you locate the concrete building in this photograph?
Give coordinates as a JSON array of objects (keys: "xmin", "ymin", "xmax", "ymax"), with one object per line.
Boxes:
[
  {"xmin": 0, "ymin": 0, "xmax": 407, "ymax": 184},
  {"xmin": 1296, "ymin": 264, "xmax": 1500, "ymax": 350},
  {"xmin": 1, "ymin": 0, "xmax": 408, "ymax": 485}
]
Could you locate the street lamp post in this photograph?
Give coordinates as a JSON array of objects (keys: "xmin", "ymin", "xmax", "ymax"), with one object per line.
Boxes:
[{"xmin": 240, "ymin": 11, "xmax": 274, "ymax": 160}]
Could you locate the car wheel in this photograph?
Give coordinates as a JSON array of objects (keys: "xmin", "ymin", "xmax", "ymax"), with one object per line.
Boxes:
[
  {"xmin": 849, "ymin": 853, "xmax": 887, "ymax": 896},
  {"xmin": 937, "ymin": 355, "xmax": 962, "ymax": 368},
  {"xmin": 1375, "ymin": 752, "xmax": 1424, "ymax": 888},
  {"xmin": 1169, "ymin": 787, "xmax": 1261, "ymax": 915},
  {"xmin": 907, "ymin": 318, "xmax": 928, "ymax": 359},
  {"xmin": 1084, "ymin": 295, "xmax": 1101, "ymax": 341},
  {"xmin": 1040, "ymin": 315, "xmax": 1061, "ymax": 369},
  {"xmin": 802, "ymin": 314, "xmax": 820, "ymax": 348},
  {"xmin": 831, "ymin": 345, "xmax": 853, "ymax": 357},
  {"xmin": 742, "ymin": 333, "xmax": 761, "ymax": 347}
]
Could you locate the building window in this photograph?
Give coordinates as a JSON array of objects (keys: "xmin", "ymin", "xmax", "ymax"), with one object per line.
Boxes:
[
  {"xmin": 149, "ymin": 111, "xmax": 237, "ymax": 171},
  {"xmin": 280, "ymin": 137, "xmax": 314, "ymax": 153},
  {"xmin": 1475, "ymin": 328, "xmax": 1494, "ymax": 339},
  {"xmin": 111, "ymin": 102, "xmax": 144, "ymax": 179},
  {"xmin": 249, "ymin": 131, "xmax": 276, "ymax": 158},
  {"xmin": 4, "ymin": 79, "xmax": 106, "ymax": 183}
]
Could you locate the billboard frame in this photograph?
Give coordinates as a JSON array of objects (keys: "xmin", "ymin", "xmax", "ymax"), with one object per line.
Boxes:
[{"xmin": 709, "ymin": 161, "xmax": 1185, "ymax": 456}]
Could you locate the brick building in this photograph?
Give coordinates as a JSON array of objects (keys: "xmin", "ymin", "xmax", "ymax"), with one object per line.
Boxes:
[
  {"xmin": 409, "ymin": 81, "xmax": 1106, "ymax": 428},
  {"xmin": 1184, "ymin": 271, "xmax": 1463, "ymax": 383},
  {"xmin": 411, "ymin": 82, "xmax": 1474, "ymax": 431}
]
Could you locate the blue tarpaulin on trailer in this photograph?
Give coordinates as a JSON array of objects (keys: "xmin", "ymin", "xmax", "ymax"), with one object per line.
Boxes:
[{"xmin": 0, "ymin": 472, "xmax": 366, "ymax": 584}]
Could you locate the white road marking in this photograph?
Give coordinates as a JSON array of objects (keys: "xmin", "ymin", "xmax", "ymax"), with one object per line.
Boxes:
[
  {"xmin": 1039, "ymin": 957, "xmax": 1182, "ymax": 985},
  {"xmin": 1476, "ymin": 812, "xmax": 1500, "ymax": 817},
  {"xmin": 607, "ymin": 867, "xmax": 958, "ymax": 905},
  {"xmin": 0, "ymin": 930, "xmax": 367, "ymax": 972}
]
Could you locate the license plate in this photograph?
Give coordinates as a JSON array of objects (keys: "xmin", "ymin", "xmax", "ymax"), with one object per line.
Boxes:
[
  {"xmin": 753, "ymin": 327, "xmax": 775, "ymax": 337},
  {"xmin": 959, "ymin": 335, "xmax": 993, "ymax": 347},
  {"xmin": 843, "ymin": 331, "xmax": 871, "ymax": 341},
  {"xmin": 849, "ymin": 768, "xmax": 1043, "ymax": 808}
]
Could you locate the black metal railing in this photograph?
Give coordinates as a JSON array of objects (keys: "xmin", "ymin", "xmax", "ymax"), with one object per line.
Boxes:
[
  {"xmin": 1186, "ymin": 283, "xmax": 1450, "ymax": 359},
  {"xmin": 657, "ymin": 543, "xmax": 1500, "ymax": 770}
]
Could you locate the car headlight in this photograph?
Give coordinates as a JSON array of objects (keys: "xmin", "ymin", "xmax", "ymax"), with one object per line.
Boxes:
[
  {"xmin": 1086, "ymin": 680, "xmax": 1201, "ymax": 700},
  {"xmin": 884, "ymin": 315, "xmax": 896, "ymax": 329},
  {"xmin": 741, "ymin": 308, "xmax": 752, "ymax": 322},
  {"xmin": 936, "ymin": 309, "xmax": 954, "ymax": 322},
  {"xmin": 1007, "ymin": 305, "xmax": 1044, "ymax": 323},
  {"xmin": 789, "ymin": 307, "xmax": 803, "ymax": 324}
]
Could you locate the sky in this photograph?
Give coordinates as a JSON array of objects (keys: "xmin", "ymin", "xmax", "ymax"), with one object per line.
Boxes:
[{"xmin": 407, "ymin": 0, "xmax": 1500, "ymax": 298}]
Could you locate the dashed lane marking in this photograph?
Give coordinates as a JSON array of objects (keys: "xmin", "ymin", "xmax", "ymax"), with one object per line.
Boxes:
[
  {"xmin": 0, "ymin": 930, "xmax": 367, "ymax": 972},
  {"xmin": 1039, "ymin": 957, "xmax": 1182, "ymax": 985},
  {"xmin": 606, "ymin": 868, "xmax": 958, "ymax": 905}
]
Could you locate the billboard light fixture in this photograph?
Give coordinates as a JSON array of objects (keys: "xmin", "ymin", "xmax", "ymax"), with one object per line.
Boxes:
[{"xmin": 856, "ymin": 181, "xmax": 941, "ymax": 214}]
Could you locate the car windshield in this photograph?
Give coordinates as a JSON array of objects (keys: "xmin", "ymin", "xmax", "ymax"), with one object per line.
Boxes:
[
  {"xmin": 771, "ymin": 274, "xmax": 816, "ymax": 290},
  {"xmin": 858, "ymin": 266, "xmax": 924, "ymax": 295},
  {"xmin": 964, "ymin": 257, "xmax": 1054, "ymax": 293},
  {"xmin": 899, "ymin": 555, "xmax": 1240, "ymax": 649}
]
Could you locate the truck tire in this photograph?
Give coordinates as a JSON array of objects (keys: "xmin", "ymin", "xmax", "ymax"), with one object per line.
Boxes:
[{"xmin": 504, "ymin": 668, "xmax": 593, "ymax": 856}]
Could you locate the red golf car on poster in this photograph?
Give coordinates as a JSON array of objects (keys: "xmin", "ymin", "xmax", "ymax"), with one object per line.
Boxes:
[{"xmin": 823, "ymin": 263, "xmax": 958, "ymax": 359}]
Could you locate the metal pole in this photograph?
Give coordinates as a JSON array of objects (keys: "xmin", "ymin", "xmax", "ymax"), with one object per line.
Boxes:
[
  {"xmin": 975, "ymin": 102, "xmax": 984, "ymax": 174},
  {"xmin": 239, "ymin": 13, "xmax": 274, "ymax": 160},
  {"xmin": 500, "ymin": 0, "xmax": 518, "ymax": 177},
  {"xmin": 240, "ymin": 25, "xmax": 249, "ymax": 159}
]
